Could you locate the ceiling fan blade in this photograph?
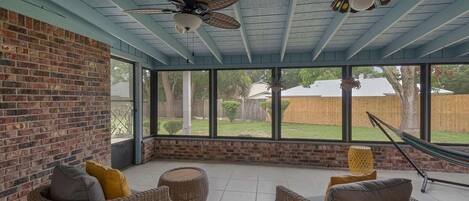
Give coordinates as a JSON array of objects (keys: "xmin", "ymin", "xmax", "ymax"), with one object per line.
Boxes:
[
  {"xmin": 379, "ymin": 0, "xmax": 391, "ymax": 6},
  {"xmin": 366, "ymin": 4, "xmax": 376, "ymax": 10},
  {"xmin": 202, "ymin": 12, "xmax": 240, "ymax": 29},
  {"xmin": 197, "ymin": 0, "xmax": 238, "ymax": 11},
  {"xmin": 168, "ymin": 0, "xmax": 185, "ymax": 7},
  {"xmin": 124, "ymin": 8, "xmax": 178, "ymax": 14},
  {"xmin": 330, "ymin": 0, "xmax": 342, "ymax": 11}
]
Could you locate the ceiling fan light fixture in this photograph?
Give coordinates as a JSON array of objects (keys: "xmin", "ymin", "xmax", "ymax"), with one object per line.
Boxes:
[
  {"xmin": 174, "ymin": 13, "xmax": 202, "ymax": 33},
  {"xmin": 349, "ymin": 0, "xmax": 374, "ymax": 11}
]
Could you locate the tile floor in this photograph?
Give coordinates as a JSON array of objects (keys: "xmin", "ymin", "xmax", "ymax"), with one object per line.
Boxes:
[{"xmin": 123, "ymin": 160, "xmax": 469, "ymax": 201}]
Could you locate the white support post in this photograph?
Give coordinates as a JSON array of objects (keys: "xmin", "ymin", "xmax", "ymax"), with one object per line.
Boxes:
[{"xmin": 182, "ymin": 71, "xmax": 192, "ymax": 134}]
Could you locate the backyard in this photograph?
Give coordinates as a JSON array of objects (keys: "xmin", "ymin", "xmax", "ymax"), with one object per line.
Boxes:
[{"xmin": 156, "ymin": 118, "xmax": 469, "ymax": 143}]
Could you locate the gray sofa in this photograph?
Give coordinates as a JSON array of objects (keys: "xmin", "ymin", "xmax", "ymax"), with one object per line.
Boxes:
[{"xmin": 276, "ymin": 178, "xmax": 418, "ymax": 201}]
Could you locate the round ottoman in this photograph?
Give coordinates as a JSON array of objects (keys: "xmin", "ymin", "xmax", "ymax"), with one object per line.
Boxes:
[
  {"xmin": 158, "ymin": 167, "xmax": 208, "ymax": 201},
  {"xmin": 348, "ymin": 145, "xmax": 375, "ymax": 175}
]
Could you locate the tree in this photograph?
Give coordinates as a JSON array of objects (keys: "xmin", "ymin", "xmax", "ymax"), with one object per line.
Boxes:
[
  {"xmin": 260, "ymin": 100, "xmax": 290, "ymax": 120},
  {"xmin": 110, "ymin": 59, "xmax": 132, "ymax": 85},
  {"xmin": 352, "ymin": 67, "xmax": 384, "ymax": 78},
  {"xmin": 160, "ymin": 72, "xmax": 177, "ymax": 118},
  {"xmin": 296, "ymin": 66, "xmax": 420, "ymax": 135},
  {"xmin": 217, "ymin": 70, "xmax": 253, "ymax": 99},
  {"xmin": 280, "ymin": 69, "xmax": 302, "ymax": 89},
  {"xmin": 380, "ymin": 66, "xmax": 420, "ymax": 135},
  {"xmin": 432, "ymin": 64, "xmax": 469, "ymax": 94},
  {"xmin": 298, "ymin": 68, "xmax": 341, "ymax": 87},
  {"xmin": 295, "ymin": 67, "xmax": 383, "ymax": 87},
  {"xmin": 157, "ymin": 70, "xmax": 254, "ymax": 119}
]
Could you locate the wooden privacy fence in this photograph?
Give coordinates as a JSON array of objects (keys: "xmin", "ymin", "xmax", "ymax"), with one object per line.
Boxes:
[
  {"xmin": 282, "ymin": 95, "xmax": 469, "ymax": 133},
  {"xmin": 155, "ymin": 95, "xmax": 469, "ymax": 133},
  {"xmin": 158, "ymin": 100, "xmax": 209, "ymax": 119},
  {"xmin": 158, "ymin": 99, "xmax": 267, "ymax": 121}
]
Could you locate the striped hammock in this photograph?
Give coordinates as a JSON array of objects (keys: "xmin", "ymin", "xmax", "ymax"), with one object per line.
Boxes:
[
  {"xmin": 367, "ymin": 112, "xmax": 469, "ymax": 192},
  {"xmin": 367, "ymin": 112, "xmax": 469, "ymax": 167}
]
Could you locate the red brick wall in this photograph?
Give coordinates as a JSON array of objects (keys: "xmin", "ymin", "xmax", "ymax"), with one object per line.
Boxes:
[
  {"xmin": 142, "ymin": 138, "xmax": 156, "ymax": 163},
  {"xmin": 143, "ymin": 138, "xmax": 469, "ymax": 173},
  {"xmin": 0, "ymin": 9, "xmax": 111, "ymax": 201}
]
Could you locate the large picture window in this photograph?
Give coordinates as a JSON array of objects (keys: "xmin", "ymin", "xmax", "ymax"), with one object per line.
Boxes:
[
  {"xmin": 280, "ymin": 67, "xmax": 342, "ymax": 140},
  {"xmin": 431, "ymin": 64, "xmax": 469, "ymax": 144},
  {"xmin": 157, "ymin": 71, "xmax": 209, "ymax": 136},
  {"xmin": 111, "ymin": 58, "xmax": 134, "ymax": 143},
  {"xmin": 216, "ymin": 69, "xmax": 272, "ymax": 138},
  {"xmin": 351, "ymin": 66, "xmax": 420, "ymax": 142},
  {"xmin": 151, "ymin": 64, "xmax": 469, "ymax": 145}
]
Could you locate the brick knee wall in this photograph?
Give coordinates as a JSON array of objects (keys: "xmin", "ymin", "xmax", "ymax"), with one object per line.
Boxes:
[
  {"xmin": 142, "ymin": 138, "xmax": 469, "ymax": 173},
  {"xmin": 143, "ymin": 138, "xmax": 156, "ymax": 163},
  {"xmin": 0, "ymin": 9, "xmax": 111, "ymax": 201}
]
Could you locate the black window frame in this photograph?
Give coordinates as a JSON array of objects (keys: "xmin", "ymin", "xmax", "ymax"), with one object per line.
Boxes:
[
  {"xmin": 152, "ymin": 69, "xmax": 212, "ymax": 139},
  {"xmin": 277, "ymin": 66, "xmax": 345, "ymax": 142},
  {"xmin": 348, "ymin": 64, "xmax": 423, "ymax": 143},
  {"xmin": 426, "ymin": 63, "xmax": 469, "ymax": 146},
  {"xmin": 214, "ymin": 68, "xmax": 275, "ymax": 140},
  {"xmin": 148, "ymin": 62, "xmax": 469, "ymax": 147}
]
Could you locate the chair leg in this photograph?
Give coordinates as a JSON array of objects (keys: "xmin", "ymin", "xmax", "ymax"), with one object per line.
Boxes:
[{"xmin": 421, "ymin": 174, "xmax": 428, "ymax": 193}]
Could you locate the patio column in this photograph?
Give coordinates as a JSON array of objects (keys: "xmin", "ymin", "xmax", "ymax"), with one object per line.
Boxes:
[
  {"xmin": 183, "ymin": 71, "xmax": 192, "ymax": 134},
  {"xmin": 134, "ymin": 62, "xmax": 142, "ymax": 164}
]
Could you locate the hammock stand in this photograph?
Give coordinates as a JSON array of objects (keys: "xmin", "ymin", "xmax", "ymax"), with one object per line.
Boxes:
[{"xmin": 366, "ymin": 112, "xmax": 469, "ymax": 193}]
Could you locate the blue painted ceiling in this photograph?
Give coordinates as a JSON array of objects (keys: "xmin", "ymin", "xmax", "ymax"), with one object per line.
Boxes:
[{"xmin": 66, "ymin": 0, "xmax": 469, "ymax": 65}]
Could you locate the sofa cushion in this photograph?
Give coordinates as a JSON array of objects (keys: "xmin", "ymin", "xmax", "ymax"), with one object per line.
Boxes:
[
  {"xmin": 326, "ymin": 178, "xmax": 412, "ymax": 201},
  {"xmin": 325, "ymin": 170, "xmax": 377, "ymax": 199},
  {"xmin": 86, "ymin": 160, "xmax": 131, "ymax": 199},
  {"xmin": 50, "ymin": 165, "xmax": 105, "ymax": 201}
]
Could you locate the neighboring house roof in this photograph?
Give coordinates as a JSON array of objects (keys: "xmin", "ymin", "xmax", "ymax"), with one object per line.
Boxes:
[
  {"xmin": 282, "ymin": 78, "xmax": 453, "ymax": 97},
  {"xmin": 111, "ymin": 82, "xmax": 132, "ymax": 98},
  {"xmin": 247, "ymin": 82, "xmax": 271, "ymax": 99}
]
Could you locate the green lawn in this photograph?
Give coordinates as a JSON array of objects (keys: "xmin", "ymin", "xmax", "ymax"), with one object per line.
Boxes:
[{"xmin": 157, "ymin": 119, "xmax": 469, "ymax": 144}]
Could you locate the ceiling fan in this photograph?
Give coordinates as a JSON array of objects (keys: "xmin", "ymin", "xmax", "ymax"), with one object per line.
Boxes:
[
  {"xmin": 331, "ymin": 0, "xmax": 391, "ymax": 13},
  {"xmin": 124, "ymin": 0, "xmax": 240, "ymax": 33}
]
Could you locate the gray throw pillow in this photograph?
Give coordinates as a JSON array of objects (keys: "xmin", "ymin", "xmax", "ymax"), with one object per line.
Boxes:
[
  {"xmin": 326, "ymin": 178, "xmax": 412, "ymax": 201},
  {"xmin": 50, "ymin": 165, "xmax": 105, "ymax": 201}
]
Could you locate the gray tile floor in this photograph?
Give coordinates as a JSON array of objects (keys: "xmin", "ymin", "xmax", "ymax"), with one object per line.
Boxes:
[{"xmin": 123, "ymin": 160, "xmax": 469, "ymax": 201}]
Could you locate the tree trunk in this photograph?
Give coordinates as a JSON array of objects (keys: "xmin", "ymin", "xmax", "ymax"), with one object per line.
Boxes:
[
  {"xmin": 160, "ymin": 72, "xmax": 176, "ymax": 118},
  {"xmin": 400, "ymin": 66, "xmax": 419, "ymax": 135},
  {"xmin": 381, "ymin": 66, "xmax": 419, "ymax": 136}
]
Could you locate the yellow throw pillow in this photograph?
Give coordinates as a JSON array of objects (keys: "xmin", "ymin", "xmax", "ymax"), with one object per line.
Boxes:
[
  {"xmin": 85, "ymin": 160, "xmax": 131, "ymax": 199},
  {"xmin": 325, "ymin": 170, "xmax": 377, "ymax": 200}
]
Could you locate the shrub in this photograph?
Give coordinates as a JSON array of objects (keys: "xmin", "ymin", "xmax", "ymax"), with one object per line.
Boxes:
[
  {"xmin": 143, "ymin": 121, "xmax": 160, "ymax": 134},
  {"xmin": 163, "ymin": 120, "xmax": 183, "ymax": 135},
  {"xmin": 260, "ymin": 100, "xmax": 290, "ymax": 119},
  {"xmin": 222, "ymin": 101, "xmax": 241, "ymax": 122},
  {"xmin": 143, "ymin": 120, "xmax": 150, "ymax": 134}
]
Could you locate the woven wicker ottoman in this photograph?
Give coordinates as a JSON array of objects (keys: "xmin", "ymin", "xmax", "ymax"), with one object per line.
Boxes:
[{"xmin": 158, "ymin": 167, "xmax": 209, "ymax": 201}]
